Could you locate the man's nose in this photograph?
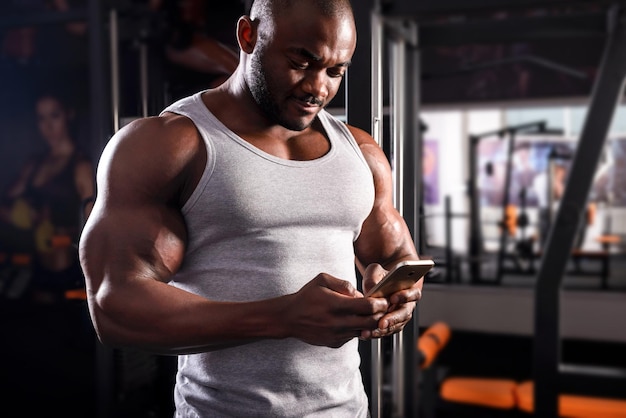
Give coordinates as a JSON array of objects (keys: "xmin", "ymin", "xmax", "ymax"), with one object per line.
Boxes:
[{"xmin": 301, "ymin": 70, "xmax": 328, "ymax": 101}]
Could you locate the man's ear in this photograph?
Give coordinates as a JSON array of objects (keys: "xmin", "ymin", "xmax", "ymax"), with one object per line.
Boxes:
[{"xmin": 237, "ymin": 16, "xmax": 257, "ymax": 53}]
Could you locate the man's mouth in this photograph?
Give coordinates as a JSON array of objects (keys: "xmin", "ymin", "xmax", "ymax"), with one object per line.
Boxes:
[{"xmin": 296, "ymin": 95, "xmax": 323, "ymax": 107}]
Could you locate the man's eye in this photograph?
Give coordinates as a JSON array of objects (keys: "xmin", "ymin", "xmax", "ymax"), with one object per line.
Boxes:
[
  {"xmin": 291, "ymin": 60, "xmax": 309, "ymax": 70},
  {"xmin": 328, "ymin": 69, "xmax": 345, "ymax": 78}
]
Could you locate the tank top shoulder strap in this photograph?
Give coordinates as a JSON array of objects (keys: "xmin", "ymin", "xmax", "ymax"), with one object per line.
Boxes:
[
  {"xmin": 317, "ymin": 110, "xmax": 370, "ymax": 170},
  {"xmin": 161, "ymin": 91, "xmax": 218, "ymax": 213}
]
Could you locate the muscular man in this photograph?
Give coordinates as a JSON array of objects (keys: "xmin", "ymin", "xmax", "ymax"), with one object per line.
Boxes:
[{"xmin": 79, "ymin": 0, "xmax": 422, "ymax": 416}]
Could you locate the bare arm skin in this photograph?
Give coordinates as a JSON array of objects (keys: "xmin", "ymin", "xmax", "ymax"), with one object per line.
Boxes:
[
  {"xmin": 349, "ymin": 125, "xmax": 422, "ymax": 339},
  {"xmin": 79, "ymin": 115, "xmax": 389, "ymax": 354}
]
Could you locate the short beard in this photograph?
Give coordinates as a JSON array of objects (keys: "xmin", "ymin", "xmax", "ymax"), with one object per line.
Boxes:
[{"xmin": 246, "ymin": 49, "xmax": 313, "ymax": 132}]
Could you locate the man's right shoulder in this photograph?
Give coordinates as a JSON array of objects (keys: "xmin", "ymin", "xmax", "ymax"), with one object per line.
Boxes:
[
  {"xmin": 110, "ymin": 113, "xmax": 203, "ymax": 157},
  {"xmin": 126, "ymin": 112, "xmax": 199, "ymax": 138},
  {"xmin": 100, "ymin": 114, "xmax": 206, "ymax": 193}
]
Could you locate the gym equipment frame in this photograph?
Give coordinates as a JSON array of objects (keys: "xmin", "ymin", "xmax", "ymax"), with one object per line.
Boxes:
[
  {"xmin": 348, "ymin": 2, "xmax": 423, "ymax": 417},
  {"xmin": 533, "ymin": 5, "xmax": 626, "ymax": 417},
  {"xmin": 467, "ymin": 121, "xmax": 563, "ymax": 284}
]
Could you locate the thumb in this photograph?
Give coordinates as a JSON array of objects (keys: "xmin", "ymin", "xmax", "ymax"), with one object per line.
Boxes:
[{"xmin": 362, "ymin": 263, "xmax": 386, "ymax": 294}]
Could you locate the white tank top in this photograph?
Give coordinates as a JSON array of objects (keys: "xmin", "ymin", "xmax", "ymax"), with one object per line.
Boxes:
[{"xmin": 162, "ymin": 91, "xmax": 375, "ymax": 417}]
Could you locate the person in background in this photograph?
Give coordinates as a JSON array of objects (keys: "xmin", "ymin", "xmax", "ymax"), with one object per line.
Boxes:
[
  {"xmin": 0, "ymin": 89, "xmax": 95, "ymax": 301},
  {"xmin": 79, "ymin": 0, "xmax": 422, "ymax": 416},
  {"xmin": 533, "ymin": 158, "xmax": 568, "ymax": 246}
]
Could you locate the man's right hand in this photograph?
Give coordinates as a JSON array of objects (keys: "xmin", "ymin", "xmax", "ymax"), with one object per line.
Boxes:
[{"xmin": 284, "ymin": 273, "xmax": 388, "ymax": 348}]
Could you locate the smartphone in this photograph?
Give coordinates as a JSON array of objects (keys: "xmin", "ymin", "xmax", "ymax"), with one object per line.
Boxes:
[{"xmin": 365, "ymin": 259, "xmax": 434, "ymax": 298}]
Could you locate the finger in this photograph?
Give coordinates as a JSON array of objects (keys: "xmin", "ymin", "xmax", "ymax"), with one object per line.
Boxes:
[
  {"xmin": 389, "ymin": 278, "xmax": 424, "ymax": 305},
  {"xmin": 339, "ymin": 298, "xmax": 395, "ymax": 341},
  {"xmin": 370, "ymin": 320, "xmax": 406, "ymax": 338},
  {"xmin": 345, "ymin": 296, "xmax": 389, "ymax": 316},
  {"xmin": 373, "ymin": 304, "xmax": 415, "ymax": 337},
  {"xmin": 344, "ymin": 314, "xmax": 383, "ymax": 334}
]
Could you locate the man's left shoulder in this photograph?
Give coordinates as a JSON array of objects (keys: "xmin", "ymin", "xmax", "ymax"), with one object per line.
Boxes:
[{"xmin": 344, "ymin": 124, "xmax": 377, "ymax": 147}]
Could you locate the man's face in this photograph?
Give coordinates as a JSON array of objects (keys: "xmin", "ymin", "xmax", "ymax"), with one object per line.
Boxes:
[{"xmin": 246, "ymin": 6, "xmax": 356, "ymax": 131}]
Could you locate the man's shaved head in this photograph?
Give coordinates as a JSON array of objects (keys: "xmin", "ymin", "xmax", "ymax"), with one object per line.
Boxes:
[
  {"xmin": 248, "ymin": 0, "xmax": 355, "ymax": 48},
  {"xmin": 250, "ymin": 0, "xmax": 354, "ymax": 21},
  {"xmin": 240, "ymin": 0, "xmax": 356, "ymax": 131}
]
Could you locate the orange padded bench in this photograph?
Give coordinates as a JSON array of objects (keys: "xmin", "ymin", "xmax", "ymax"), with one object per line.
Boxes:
[
  {"xmin": 438, "ymin": 377, "xmax": 626, "ymax": 417},
  {"xmin": 516, "ymin": 380, "xmax": 626, "ymax": 418},
  {"xmin": 439, "ymin": 377, "xmax": 518, "ymax": 409},
  {"xmin": 423, "ymin": 322, "xmax": 626, "ymax": 416}
]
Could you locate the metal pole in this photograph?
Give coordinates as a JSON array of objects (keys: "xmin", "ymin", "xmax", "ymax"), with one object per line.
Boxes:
[
  {"xmin": 109, "ymin": 9, "xmax": 120, "ymax": 133},
  {"xmin": 89, "ymin": 1, "xmax": 115, "ymax": 417},
  {"xmin": 548, "ymin": 156, "xmax": 555, "ymax": 230},
  {"xmin": 88, "ymin": 0, "xmax": 108, "ymax": 152},
  {"xmin": 404, "ymin": 21, "xmax": 422, "ymax": 418},
  {"xmin": 390, "ymin": 38, "xmax": 405, "ymax": 213},
  {"xmin": 345, "ymin": 0, "xmax": 379, "ymax": 411},
  {"xmin": 389, "ymin": 33, "xmax": 407, "ymax": 418},
  {"xmin": 468, "ymin": 135, "xmax": 483, "ymax": 282},
  {"xmin": 496, "ymin": 131, "xmax": 518, "ymax": 283},
  {"xmin": 370, "ymin": 9, "xmax": 384, "ymax": 418},
  {"xmin": 371, "ymin": 11, "xmax": 384, "ymax": 148},
  {"xmin": 139, "ymin": 42, "xmax": 149, "ymax": 118},
  {"xmin": 445, "ymin": 196, "xmax": 453, "ymax": 282}
]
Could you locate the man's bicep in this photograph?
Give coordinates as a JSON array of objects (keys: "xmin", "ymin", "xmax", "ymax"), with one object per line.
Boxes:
[
  {"xmin": 355, "ymin": 204, "xmax": 416, "ymax": 270},
  {"xmin": 349, "ymin": 125, "xmax": 418, "ymax": 270},
  {"xmin": 78, "ymin": 202, "xmax": 187, "ymax": 348},
  {"xmin": 81, "ymin": 127, "xmax": 189, "ymax": 290},
  {"xmin": 80, "ymin": 202, "xmax": 187, "ymax": 296}
]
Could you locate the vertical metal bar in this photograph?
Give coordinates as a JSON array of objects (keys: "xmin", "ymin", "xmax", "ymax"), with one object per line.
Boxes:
[
  {"xmin": 445, "ymin": 196, "xmax": 453, "ymax": 282},
  {"xmin": 346, "ymin": 0, "xmax": 381, "ymax": 413},
  {"xmin": 548, "ymin": 156, "xmax": 555, "ymax": 229},
  {"xmin": 109, "ymin": 9, "xmax": 120, "ymax": 133},
  {"xmin": 89, "ymin": 0, "xmax": 109, "ymax": 155},
  {"xmin": 533, "ymin": 6, "xmax": 626, "ymax": 417},
  {"xmin": 371, "ymin": 11, "xmax": 383, "ymax": 148},
  {"xmin": 403, "ymin": 22, "xmax": 422, "ymax": 418},
  {"xmin": 402, "ymin": 25, "xmax": 420, "ymax": 248},
  {"xmin": 370, "ymin": 10, "xmax": 384, "ymax": 418},
  {"xmin": 496, "ymin": 131, "xmax": 517, "ymax": 283},
  {"xmin": 139, "ymin": 42, "xmax": 149, "ymax": 118},
  {"xmin": 391, "ymin": 38, "xmax": 405, "ymax": 213},
  {"xmin": 389, "ymin": 33, "xmax": 406, "ymax": 418},
  {"xmin": 468, "ymin": 136, "xmax": 483, "ymax": 282},
  {"xmin": 89, "ymin": 1, "xmax": 115, "ymax": 417}
]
